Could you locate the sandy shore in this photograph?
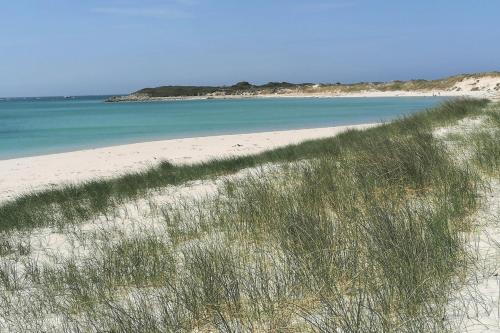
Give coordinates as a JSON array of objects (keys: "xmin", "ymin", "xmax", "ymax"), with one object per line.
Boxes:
[
  {"xmin": 0, "ymin": 123, "xmax": 376, "ymax": 202},
  {"xmin": 108, "ymin": 90, "xmax": 500, "ymax": 103}
]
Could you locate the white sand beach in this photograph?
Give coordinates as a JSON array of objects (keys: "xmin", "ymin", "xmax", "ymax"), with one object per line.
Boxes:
[{"xmin": 0, "ymin": 123, "xmax": 376, "ymax": 202}]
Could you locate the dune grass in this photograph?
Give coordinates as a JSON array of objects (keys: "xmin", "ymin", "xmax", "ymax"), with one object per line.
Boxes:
[
  {"xmin": 470, "ymin": 104, "xmax": 500, "ymax": 177},
  {"xmin": 0, "ymin": 98, "xmax": 495, "ymax": 332}
]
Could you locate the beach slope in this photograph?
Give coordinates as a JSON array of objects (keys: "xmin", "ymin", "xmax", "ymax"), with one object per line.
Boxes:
[{"xmin": 0, "ymin": 124, "xmax": 375, "ymax": 202}]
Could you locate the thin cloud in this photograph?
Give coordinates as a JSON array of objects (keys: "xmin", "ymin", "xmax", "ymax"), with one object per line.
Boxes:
[
  {"xmin": 92, "ymin": 7, "xmax": 193, "ymax": 19},
  {"xmin": 297, "ymin": 1, "xmax": 356, "ymax": 12},
  {"xmin": 175, "ymin": 0, "xmax": 198, "ymax": 5}
]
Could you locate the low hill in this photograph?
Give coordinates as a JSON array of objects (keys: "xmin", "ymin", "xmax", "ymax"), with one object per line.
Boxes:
[{"xmin": 106, "ymin": 72, "xmax": 500, "ymax": 102}]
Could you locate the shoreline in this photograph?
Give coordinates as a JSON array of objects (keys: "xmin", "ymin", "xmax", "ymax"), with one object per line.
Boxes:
[
  {"xmin": 106, "ymin": 90, "xmax": 500, "ymax": 103},
  {"xmin": 0, "ymin": 123, "xmax": 377, "ymax": 202},
  {"xmin": 106, "ymin": 91, "xmax": 462, "ymax": 103},
  {"xmin": 0, "ymin": 121, "xmax": 382, "ymax": 162}
]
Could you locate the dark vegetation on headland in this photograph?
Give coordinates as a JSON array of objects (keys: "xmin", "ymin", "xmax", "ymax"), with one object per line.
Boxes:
[
  {"xmin": 136, "ymin": 81, "xmax": 309, "ymax": 97},
  {"xmin": 1, "ymin": 98, "xmax": 500, "ymax": 331},
  {"xmin": 106, "ymin": 71, "xmax": 500, "ymax": 101}
]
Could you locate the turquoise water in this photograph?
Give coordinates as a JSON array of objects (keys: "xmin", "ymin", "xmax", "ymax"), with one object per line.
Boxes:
[{"xmin": 0, "ymin": 96, "xmax": 446, "ymax": 160}]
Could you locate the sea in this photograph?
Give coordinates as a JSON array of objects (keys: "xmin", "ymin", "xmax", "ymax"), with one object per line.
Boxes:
[{"xmin": 0, "ymin": 95, "xmax": 447, "ymax": 160}]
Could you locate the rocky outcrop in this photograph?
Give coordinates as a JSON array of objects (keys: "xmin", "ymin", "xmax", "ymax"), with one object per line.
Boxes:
[{"xmin": 105, "ymin": 94, "xmax": 153, "ymax": 102}]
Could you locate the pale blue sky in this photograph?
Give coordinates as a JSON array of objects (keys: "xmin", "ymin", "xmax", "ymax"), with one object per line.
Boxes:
[{"xmin": 1, "ymin": 0, "xmax": 499, "ymax": 97}]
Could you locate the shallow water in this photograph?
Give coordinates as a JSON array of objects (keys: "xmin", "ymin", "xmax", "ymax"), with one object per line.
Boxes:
[{"xmin": 0, "ymin": 96, "xmax": 446, "ymax": 159}]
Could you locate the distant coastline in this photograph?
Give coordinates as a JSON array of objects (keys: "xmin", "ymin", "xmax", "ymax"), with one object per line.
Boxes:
[{"xmin": 106, "ymin": 72, "xmax": 500, "ymax": 102}]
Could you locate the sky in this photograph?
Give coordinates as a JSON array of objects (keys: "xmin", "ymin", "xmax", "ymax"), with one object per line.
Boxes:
[{"xmin": 1, "ymin": 0, "xmax": 499, "ymax": 97}]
